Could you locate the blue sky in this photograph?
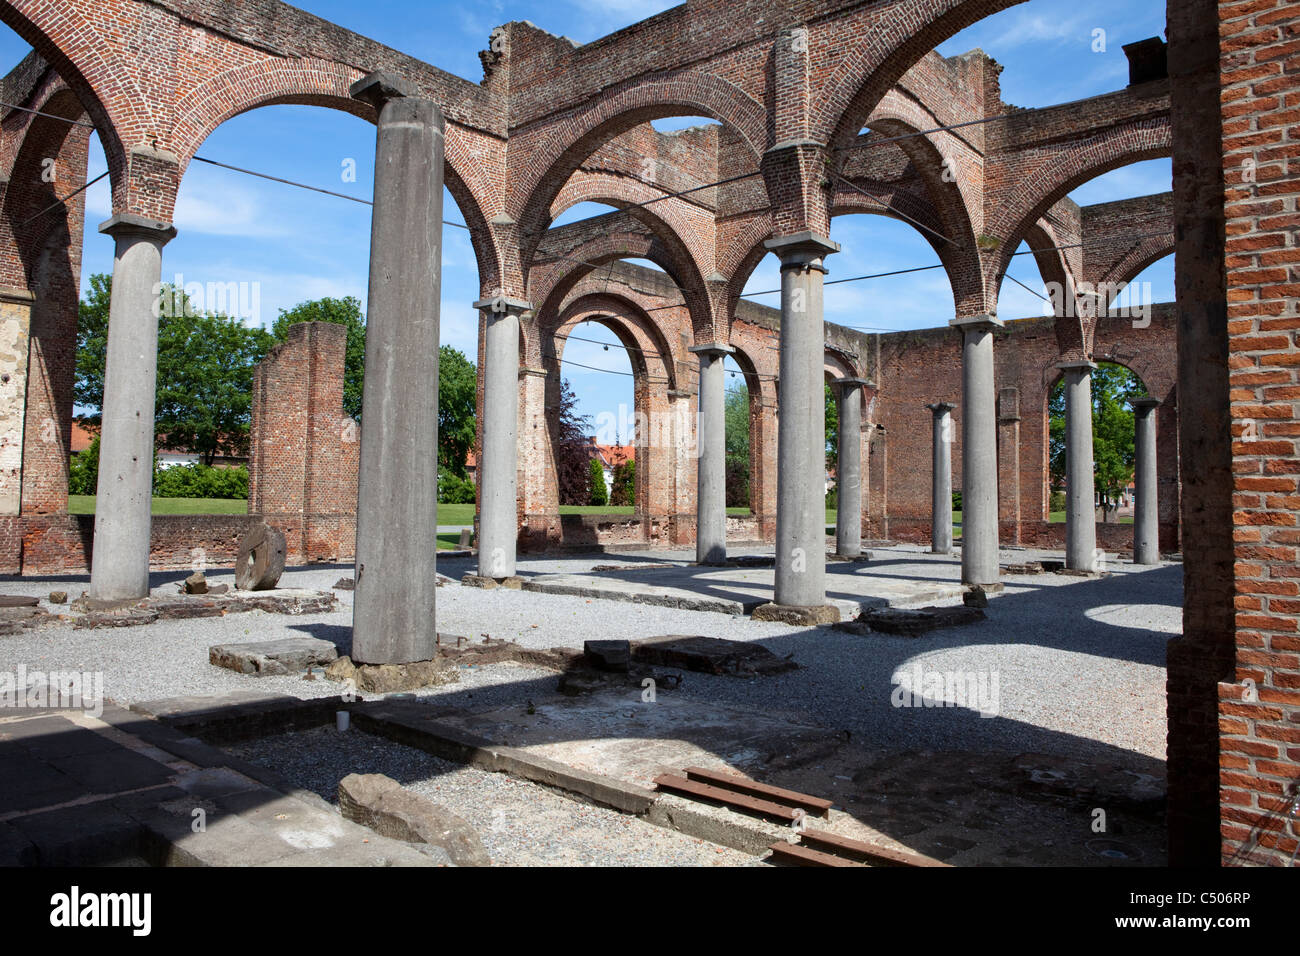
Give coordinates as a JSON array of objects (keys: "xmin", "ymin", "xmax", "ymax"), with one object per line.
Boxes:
[{"xmin": 2, "ymin": 0, "xmax": 1170, "ymax": 428}]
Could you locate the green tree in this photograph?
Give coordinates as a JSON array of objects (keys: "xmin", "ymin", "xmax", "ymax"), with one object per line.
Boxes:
[
  {"xmin": 1048, "ymin": 362, "xmax": 1144, "ymax": 507},
  {"xmin": 68, "ymin": 434, "xmax": 99, "ymax": 496},
  {"xmin": 588, "ymin": 457, "xmax": 608, "ymax": 506},
  {"xmin": 555, "ymin": 379, "xmax": 592, "ymax": 506},
  {"xmin": 271, "ymin": 296, "xmax": 366, "ymax": 420},
  {"xmin": 610, "ymin": 459, "xmax": 635, "ymax": 507},
  {"xmin": 724, "ymin": 382, "xmax": 750, "ymax": 508},
  {"xmin": 825, "ymin": 383, "xmax": 837, "ymax": 469},
  {"xmin": 438, "ymin": 346, "xmax": 477, "ymax": 478},
  {"xmin": 75, "ymin": 277, "xmax": 272, "ymax": 464},
  {"xmin": 156, "ymin": 302, "xmax": 273, "ymax": 464},
  {"xmin": 74, "ymin": 274, "xmax": 112, "ymax": 412}
]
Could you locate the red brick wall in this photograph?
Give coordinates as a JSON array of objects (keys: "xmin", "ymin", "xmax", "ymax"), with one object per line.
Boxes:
[
  {"xmin": 1215, "ymin": 0, "xmax": 1300, "ymax": 867},
  {"xmin": 874, "ymin": 306, "xmax": 1180, "ymax": 550},
  {"xmin": 249, "ymin": 322, "xmax": 358, "ymax": 564},
  {"xmin": 0, "ymin": 513, "xmax": 254, "ymax": 576}
]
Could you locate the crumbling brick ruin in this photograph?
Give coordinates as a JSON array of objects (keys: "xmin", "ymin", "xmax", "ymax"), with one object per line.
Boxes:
[{"xmin": 0, "ymin": 0, "xmax": 1292, "ymax": 865}]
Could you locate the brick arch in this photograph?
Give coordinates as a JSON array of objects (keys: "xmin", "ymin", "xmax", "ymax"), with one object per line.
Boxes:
[
  {"xmin": 512, "ymin": 70, "xmax": 766, "ymax": 266},
  {"xmin": 541, "ymin": 297, "xmax": 671, "ymax": 515},
  {"xmin": 825, "ymin": 349, "xmax": 858, "ymax": 381},
  {"xmin": 0, "ymin": 1, "xmax": 132, "ymax": 193},
  {"xmin": 817, "ymin": 0, "xmax": 1028, "ymax": 151},
  {"xmin": 830, "ymin": 183, "xmax": 946, "ymax": 243},
  {"xmin": 529, "ymin": 227, "xmax": 713, "ymax": 341},
  {"xmin": 1099, "ymin": 247, "xmax": 1174, "ymax": 308},
  {"xmin": 2, "ymin": 86, "xmax": 89, "ymax": 286},
  {"xmin": 1021, "ymin": 220, "xmax": 1072, "ymax": 294},
  {"xmin": 167, "ymin": 56, "xmax": 502, "ymax": 294},
  {"xmin": 726, "ymin": 341, "xmax": 776, "ymax": 519},
  {"xmin": 986, "ymin": 119, "xmax": 1173, "ymax": 299},
  {"xmin": 858, "ymin": 90, "xmax": 981, "ymax": 247},
  {"xmin": 550, "ymin": 292, "xmax": 680, "ymax": 392},
  {"xmin": 549, "ymin": 171, "xmax": 716, "ymax": 280},
  {"xmin": 716, "ymin": 214, "xmax": 774, "ymax": 305},
  {"xmin": 1018, "ymin": 219, "xmax": 1094, "ymax": 358}
]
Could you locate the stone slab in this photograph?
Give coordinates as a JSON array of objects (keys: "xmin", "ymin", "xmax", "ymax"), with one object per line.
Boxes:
[
  {"xmin": 209, "ymin": 636, "xmax": 340, "ymax": 676},
  {"xmin": 631, "ymin": 635, "xmax": 797, "ymax": 676},
  {"xmin": 836, "ymin": 604, "xmax": 986, "ymax": 637},
  {"xmin": 338, "ymin": 772, "xmax": 489, "ymax": 866}
]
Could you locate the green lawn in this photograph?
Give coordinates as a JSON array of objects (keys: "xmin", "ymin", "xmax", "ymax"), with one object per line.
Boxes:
[{"xmin": 68, "ymin": 495, "xmax": 248, "ymax": 516}]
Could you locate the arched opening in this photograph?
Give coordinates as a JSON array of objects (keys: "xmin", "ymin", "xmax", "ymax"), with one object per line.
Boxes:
[
  {"xmin": 551, "ymin": 315, "xmax": 637, "ymax": 514},
  {"xmin": 996, "ymin": 240, "xmax": 1056, "ymax": 320},
  {"xmin": 1046, "ymin": 360, "xmax": 1148, "ymax": 522},
  {"xmin": 723, "ymin": 352, "xmax": 752, "ymax": 515}
]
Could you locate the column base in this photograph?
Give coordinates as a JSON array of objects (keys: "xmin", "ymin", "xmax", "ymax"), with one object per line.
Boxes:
[
  {"xmin": 828, "ymin": 551, "xmax": 872, "ymax": 563},
  {"xmin": 325, "ymin": 656, "xmax": 457, "ymax": 694},
  {"xmin": 751, "ymin": 603, "xmax": 841, "ymax": 625},
  {"xmin": 460, "ymin": 574, "xmax": 524, "ymax": 590}
]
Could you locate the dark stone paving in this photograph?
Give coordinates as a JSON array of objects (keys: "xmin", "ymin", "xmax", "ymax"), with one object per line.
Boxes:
[{"xmin": 0, "ymin": 703, "xmax": 442, "ymax": 867}]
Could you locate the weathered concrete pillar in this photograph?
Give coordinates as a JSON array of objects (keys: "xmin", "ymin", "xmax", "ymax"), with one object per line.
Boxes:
[
  {"xmin": 690, "ymin": 343, "xmax": 733, "ymax": 565},
  {"xmin": 89, "ymin": 214, "xmax": 176, "ymax": 601},
  {"xmin": 951, "ymin": 316, "xmax": 1001, "ymax": 586},
  {"xmin": 832, "ymin": 378, "xmax": 868, "ymax": 557},
  {"xmin": 1060, "ymin": 361, "xmax": 1097, "ymax": 571},
  {"xmin": 1132, "ymin": 396, "xmax": 1160, "ymax": 565},
  {"xmin": 475, "ymin": 296, "xmax": 530, "ymax": 579},
  {"xmin": 350, "ymin": 74, "xmax": 443, "ymax": 665},
  {"xmin": 926, "ymin": 402, "xmax": 956, "ymax": 555},
  {"xmin": 766, "ymin": 232, "xmax": 839, "ymax": 612}
]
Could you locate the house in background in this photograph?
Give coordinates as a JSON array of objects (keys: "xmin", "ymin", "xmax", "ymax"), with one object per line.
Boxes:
[
  {"xmin": 591, "ymin": 441, "xmax": 633, "ymax": 495},
  {"xmin": 70, "ymin": 419, "xmax": 248, "ymax": 469}
]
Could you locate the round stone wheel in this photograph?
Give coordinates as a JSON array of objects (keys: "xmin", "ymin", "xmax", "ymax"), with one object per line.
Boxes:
[{"xmin": 235, "ymin": 522, "xmax": 287, "ymax": 591}]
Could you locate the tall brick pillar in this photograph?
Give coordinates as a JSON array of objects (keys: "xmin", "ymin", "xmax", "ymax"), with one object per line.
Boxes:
[
  {"xmin": 1214, "ymin": 0, "xmax": 1300, "ymax": 866},
  {"xmin": 1166, "ymin": 0, "xmax": 1237, "ymax": 866}
]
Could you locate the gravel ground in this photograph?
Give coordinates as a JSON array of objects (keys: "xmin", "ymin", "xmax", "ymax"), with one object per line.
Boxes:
[
  {"xmin": 229, "ymin": 726, "xmax": 757, "ymax": 866},
  {"xmin": 0, "ymin": 545, "xmax": 1178, "ymax": 763}
]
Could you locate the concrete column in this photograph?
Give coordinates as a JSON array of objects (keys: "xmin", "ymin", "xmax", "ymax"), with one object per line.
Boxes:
[
  {"xmin": 690, "ymin": 343, "xmax": 733, "ymax": 565},
  {"xmin": 832, "ymin": 378, "xmax": 868, "ymax": 557},
  {"xmin": 350, "ymin": 74, "xmax": 444, "ymax": 665},
  {"xmin": 1060, "ymin": 361, "xmax": 1097, "ymax": 571},
  {"xmin": 1132, "ymin": 396, "xmax": 1160, "ymax": 564},
  {"xmin": 89, "ymin": 214, "xmax": 176, "ymax": 601},
  {"xmin": 475, "ymin": 296, "xmax": 531, "ymax": 579},
  {"xmin": 950, "ymin": 315, "xmax": 1002, "ymax": 586},
  {"xmin": 926, "ymin": 402, "xmax": 956, "ymax": 555},
  {"xmin": 766, "ymin": 232, "xmax": 840, "ymax": 609}
]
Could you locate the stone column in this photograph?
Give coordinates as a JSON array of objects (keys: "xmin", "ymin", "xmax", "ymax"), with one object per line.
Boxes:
[
  {"xmin": 475, "ymin": 296, "xmax": 530, "ymax": 579},
  {"xmin": 950, "ymin": 315, "xmax": 1002, "ymax": 586},
  {"xmin": 1132, "ymin": 396, "xmax": 1160, "ymax": 565},
  {"xmin": 766, "ymin": 232, "xmax": 840, "ymax": 613},
  {"xmin": 690, "ymin": 343, "xmax": 733, "ymax": 565},
  {"xmin": 350, "ymin": 74, "xmax": 444, "ymax": 666},
  {"xmin": 1060, "ymin": 360, "xmax": 1097, "ymax": 571},
  {"xmin": 89, "ymin": 214, "xmax": 176, "ymax": 601},
  {"xmin": 926, "ymin": 402, "xmax": 956, "ymax": 555},
  {"xmin": 832, "ymin": 378, "xmax": 868, "ymax": 557}
]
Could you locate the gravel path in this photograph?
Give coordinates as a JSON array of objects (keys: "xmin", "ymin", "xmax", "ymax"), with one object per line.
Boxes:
[
  {"xmin": 229, "ymin": 726, "xmax": 757, "ymax": 867},
  {"xmin": 0, "ymin": 546, "xmax": 1179, "ymax": 764}
]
